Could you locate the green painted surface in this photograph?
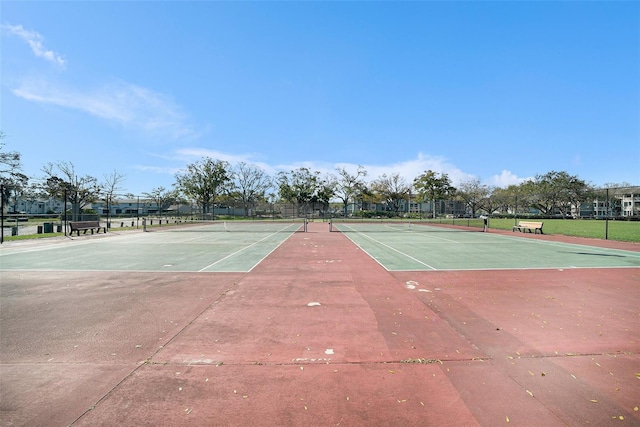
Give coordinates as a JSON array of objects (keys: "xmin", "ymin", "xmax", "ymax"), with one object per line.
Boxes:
[
  {"xmin": 2, "ymin": 226, "xmax": 638, "ymax": 273},
  {"xmin": 337, "ymin": 228, "xmax": 640, "ymax": 271},
  {"xmin": 0, "ymin": 229, "xmax": 296, "ymax": 273}
]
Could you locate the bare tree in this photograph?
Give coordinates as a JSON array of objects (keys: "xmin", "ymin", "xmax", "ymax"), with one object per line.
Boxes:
[
  {"xmin": 231, "ymin": 162, "xmax": 272, "ymax": 216},
  {"xmin": 143, "ymin": 187, "xmax": 178, "ymax": 219},
  {"xmin": 41, "ymin": 161, "xmax": 100, "ymax": 221},
  {"xmin": 0, "ymin": 132, "xmax": 21, "ymax": 176},
  {"xmin": 334, "ymin": 165, "xmax": 367, "ymax": 217},
  {"xmin": 101, "ymin": 170, "xmax": 126, "ymax": 225},
  {"xmin": 0, "ymin": 131, "xmax": 27, "ymax": 213},
  {"xmin": 314, "ymin": 173, "xmax": 337, "ymax": 218},
  {"xmin": 456, "ymin": 179, "xmax": 491, "ymax": 217}
]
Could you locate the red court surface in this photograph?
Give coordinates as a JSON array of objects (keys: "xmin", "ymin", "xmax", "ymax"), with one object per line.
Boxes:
[{"xmin": 1, "ymin": 222, "xmax": 639, "ymax": 426}]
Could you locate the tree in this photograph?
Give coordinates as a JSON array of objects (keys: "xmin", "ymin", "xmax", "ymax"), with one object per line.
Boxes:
[
  {"xmin": 231, "ymin": 162, "xmax": 272, "ymax": 216},
  {"xmin": 528, "ymin": 171, "xmax": 591, "ymax": 217},
  {"xmin": 370, "ymin": 173, "xmax": 411, "ymax": 215},
  {"xmin": 41, "ymin": 161, "xmax": 100, "ymax": 221},
  {"xmin": 334, "ymin": 166, "xmax": 368, "ymax": 217},
  {"xmin": 143, "ymin": 187, "xmax": 178, "ymax": 218},
  {"xmin": 1, "ymin": 172, "xmax": 28, "ymax": 214},
  {"xmin": 0, "ymin": 131, "xmax": 27, "ymax": 213},
  {"xmin": 355, "ymin": 183, "xmax": 376, "ymax": 214},
  {"xmin": 559, "ymin": 174, "xmax": 592, "ymax": 218},
  {"xmin": 175, "ymin": 158, "xmax": 231, "ymax": 217},
  {"xmin": 490, "ymin": 185, "xmax": 522, "ymax": 215},
  {"xmin": 0, "ymin": 131, "xmax": 21, "ymax": 176},
  {"xmin": 413, "ymin": 170, "xmax": 456, "ymax": 218},
  {"xmin": 480, "ymin": 185, "xmax": 500, "ymax": 215},
  {"xmin": 314, "ymin": 173, "xmax": 337, "ymax": 218},
  {"xmin": 456, "ymin": 179, "xmax": 491, "ymax": 217},
  {"xmin": 277, "ymin": 167, "xmax": 320, "ymax": 216},
  {"xmin": 101, "ymin": 170, "xmax": 126, "ymax": 223}
]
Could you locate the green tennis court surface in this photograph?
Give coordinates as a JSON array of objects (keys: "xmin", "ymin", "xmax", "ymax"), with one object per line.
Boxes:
[
  {"xmin": 0, "ymin": 226, "xmax": 301, "ymax": 272},
  {"xmin": 332, "ymin": 223, "xmax": 640, "ymax": 271},
  {"xmin": 1, "ymin": 223, "xmax": 638, "ymax": 272}
]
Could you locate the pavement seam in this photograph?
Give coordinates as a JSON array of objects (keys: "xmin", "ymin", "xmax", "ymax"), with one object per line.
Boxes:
[{"xmin": 67, "ymin": 279, "xmax": 244, "ymax": 426}]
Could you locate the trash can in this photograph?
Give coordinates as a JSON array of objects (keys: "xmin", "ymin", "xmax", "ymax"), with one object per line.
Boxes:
[
  {"xmin": 43, "ymin": 222, "xmax": 54, "ymax": 233},
  {"xmin": 11, "ymin": 226, "xmax": 18, "ymax": 236}
]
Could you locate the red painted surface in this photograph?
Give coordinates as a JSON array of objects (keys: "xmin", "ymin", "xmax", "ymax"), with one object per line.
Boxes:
[{"xmin": 1, "ymin": 222, "xmax": 638, "ymax": 426}]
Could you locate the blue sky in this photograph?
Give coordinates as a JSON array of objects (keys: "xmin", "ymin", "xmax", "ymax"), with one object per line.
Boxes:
[{"xmin": 1, "ymin": 1, "xmax": 638, "ymax": 196}]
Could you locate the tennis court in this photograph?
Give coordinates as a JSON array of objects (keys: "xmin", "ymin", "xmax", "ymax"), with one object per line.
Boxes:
[
  {"xmin": 0, "ymin": 220, "xmax": 306, "ymax": 272},
  {"xmin": 2, "ymin": 219, "xmax": 637, "ymax": 273},
  {"xmin": 330, "ymin": 220, "xmax": 640, "ymax": 271},
  {"xmin": 1, "ymin": 221, "xmax": 639, "ymax": 426}
]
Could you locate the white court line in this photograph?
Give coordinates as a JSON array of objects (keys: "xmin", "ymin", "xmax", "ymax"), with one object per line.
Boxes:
[
  {"xmin": 488, "ymin": 233, "xmax": 640, "ymax": 258},
  {"xmin": 198, "ymin": 227, "xmax": 296, "ymax": 272},
  {"xmin": 341, "ymin": 229, "xmax": 437, "ymax": 271},
  {"xmin": 337, "ymin": 223, "xmax": 462, "ymax": 243},
  {"xmin": 387, "ymin": 265, "xmax": 640, "ymax": 272},
  {"xmin": 0, "ymin": 236, "xmax": 101, "ymax": 256},
  {"xmin": 337, "ymin": 226, "xmax": 640, "ymax": 271}
]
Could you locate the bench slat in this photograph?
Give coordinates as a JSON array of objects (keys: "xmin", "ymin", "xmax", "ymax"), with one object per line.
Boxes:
[
  {"xmin": 512, "ymin": 221, "xmax": 544, "ymax": 234},
  {"xmin": 69, "ymin": 221, "xmax": 107, "ymax": 236}
]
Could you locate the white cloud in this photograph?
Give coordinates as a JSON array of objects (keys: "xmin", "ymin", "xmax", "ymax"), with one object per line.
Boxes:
[
  {"xmin": 489, "ymin": 170, "xmax": 529, "ymax": 187},
  {"xmin": 4, "ymin": 23, "xmax": 199, "ymax": 139},
  {"xmin": 2, "ymin": 24, "xmax": 66, "ymax": 68},
  {"xmin": 146, "ymin": 149, "xmax": 477, "ymax": 189},
  {"xmin": 171, "ymin": 148, "xmax": 275, "ymax": 173},
  {"xmin": 134, "ymin": 165, "xmax": 182, "ymax": 175},
  {"xmin": 329, "ymin": 153, "xmax": 475, "ymax": 186},
  {"xmin": 12, "ymin": 78, "xmax": 198, "ymax": 139}
]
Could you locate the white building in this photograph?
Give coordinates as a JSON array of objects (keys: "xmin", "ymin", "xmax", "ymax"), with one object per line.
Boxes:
[
  {"xmin": 619, "ymin": 190, "xmax": 640, "ymax": 217},
  {"xmin": 9, "ymin": 197, "xmax": 65, "ymax": 215}
]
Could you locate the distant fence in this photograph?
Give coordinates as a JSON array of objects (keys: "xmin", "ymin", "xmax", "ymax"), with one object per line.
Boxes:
[{"xmin": 0, "ymin": 203, "xmax": 325, "ymax": 242}]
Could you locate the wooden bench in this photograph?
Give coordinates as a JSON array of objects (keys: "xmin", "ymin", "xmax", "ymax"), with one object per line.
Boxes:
[
  {"xmin": 512, "ymin": 221, "xmax": 544, "ymax": 234},
  {"xmin": 69, "ymin": 221, "xmax": 107, "ymax": 236}
]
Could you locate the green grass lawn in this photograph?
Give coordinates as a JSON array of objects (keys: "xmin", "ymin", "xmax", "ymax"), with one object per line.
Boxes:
[{"xmin": 489, "ymin": 218, "xmax": 640, "ymax": 243}]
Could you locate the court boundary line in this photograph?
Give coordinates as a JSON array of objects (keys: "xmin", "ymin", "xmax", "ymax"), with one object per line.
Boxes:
[
  {"xmin": 198, "ymin": 229, "xmax": 297, "ymax": 272},
  {"xmin": 0, "ymin": 232, "xmax": 298, "ymax": 274},
  {"xmin": 246, "ymin": 233, "xmax": 297, "ymax": 273},
  {"xmin": 488, "ymin": 233, "xmax": 640, "ymax": 258},
  {"xmin": 335, "ymin": 227, "xmax": 640, "ymax": 272},
  {"xmin": 386, "ymin": 265, "xmax": 640, "ymax": 272},
  {"xmin": 340, "ymin": 229, "xmax": 437, "ymax": 271},
  {"xmin": 333, "ymin": 223, "xmax": 468, "ymax": 243}
]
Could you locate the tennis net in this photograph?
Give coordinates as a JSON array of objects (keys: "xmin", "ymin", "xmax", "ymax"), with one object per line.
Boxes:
[
  {"xmin": 329, "ymin": 218, "xmax": 486, "ymax": 233},
  {"xmin": 152, "ymin": 218, "xmax": 307, "ymax": 233}
]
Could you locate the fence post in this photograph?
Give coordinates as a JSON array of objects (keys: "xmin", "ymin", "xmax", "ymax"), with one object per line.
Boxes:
[
  {"xmin": 605, "ymin": 188, "xmax": 609, "ymax": 240},
  {"xmin": 1, "ymin": 183, "xmax": 4, "ymax": 244}
]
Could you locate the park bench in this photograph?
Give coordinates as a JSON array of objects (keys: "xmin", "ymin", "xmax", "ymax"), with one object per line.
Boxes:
[
  {"xmin": 512, "ymin": 221, "xmax": 544, "ymax": 234},
  {"xmin": 69, "ymin": 221, "xmax": 107, "ymax": 236}
]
